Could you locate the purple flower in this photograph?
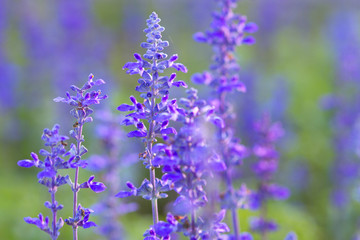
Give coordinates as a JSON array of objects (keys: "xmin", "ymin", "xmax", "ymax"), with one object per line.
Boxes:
[
  {"xmin": 54, "ymin": 73, "xmax": 107, "ymax": 109},
  {"xmin": 284, "ymin": 232, "xmax": 298, "ymax": 240},
  {"xmin": 249, "ymin": 217, "xmax": 277, "ymax": 233},
  {"xmin": 191, "ymin": 0, "xmax": 256, "ymax": 238},
  {"xmin": 221, "ymin": 184, "xmax": 252, "ymax": 210},
  {"xmin": 24, "ymin": 213, "xmax": 58, "ymax": 234},
  {"xmin": 251, "ymin": 115, "xmax": 285, "ymax": 181},
  {"xmin": 156, "ymin": 88, "xmax": 229, "ymax": 239},
  {"xmin": 153, "ymin": 213, "xmax": 178, "ymax": 238},
  {"xmin": 18, "ymin": 124, "xmax": 69, "ymax": 239},
  {"xmin": 80, "ymin": 175, "xmax": 106, "ymax": 193},
  {"xmin": 87, "ymin": 110, "xmax": 138, "ymax": 239},
  {"xmin": 249, "ymin": 114, "xmax": 289, "ymax": 237},
  {"xmin": 116, "ymin": 178, "xmax": 169, "ymax": 200},
  {"xmin": 192, "ymin": 0, "xmax": 257, "ymax": 93},
  {"xmin": 55, "ymin": 74, "xmax": 107, "ymax": 238},
  {"xmin": 239, "ymin": 232, "xmax": 254, "ymax": 240},
  {"xmin": 116, "ymin": 12, "xmax": 188, "ymax": 234},
  {"xmin": 322, "ymin": 12, "xmax": 360, "ymax": 218},
  {"xmin": 65, "ymin": 204, "xmax": 96, "ymax": 229},
  {"xmin": 119, "ymin": 12, "xmax": 188, "ymax": 142},
  {"xmin": 143, "ymin": 227, "xmax": 161, "ymax": 240},
  {"xmin": 198, "ymin": 210, "xmax": 230, "ymax": 239}
]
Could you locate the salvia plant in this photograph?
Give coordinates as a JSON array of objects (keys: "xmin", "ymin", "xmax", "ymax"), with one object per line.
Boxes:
[
  {"xmin": 115, "ymin": 11, "xmax": 188, "ymax": 237},
  {"xmin": 191, "ymin": 0, "xmax": 257, "ymax": 238},
  {"xmin": 88, "ymin": 110, "xmax": 138, "ymax": 239},
  {"xmin": 54, "ymin": 74, "xmax": 108, "ymax": 240},
  {"xmin": 18, "ymin": 124, "xmax": 68, "ymax": 240},
  {"xmin": 324, "ymin": 12, "xmax": 360, "ymax": 210},
  {"xmin": 18, "ymin": 74, "xmax": 107, "ymax": 240},
  {"xmin": 151, "ymin": 88, "xmax": 230, "ymax": 239},
  {"xmin": 320, "ymin": 12, "xmax": 360, "ymax": 239},
  {"xmin": 249, "ymin": 114, "xmax": 289, "ymax": 239},
  {"xmin": 17, "ymin": 2, "xmax": 298, "ymax": 240}
]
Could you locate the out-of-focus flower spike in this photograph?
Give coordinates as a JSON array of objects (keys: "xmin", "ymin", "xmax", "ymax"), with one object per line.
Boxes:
[{"xmin": 284, "ymin": 232, "xmax": 298, "ymax": 240}]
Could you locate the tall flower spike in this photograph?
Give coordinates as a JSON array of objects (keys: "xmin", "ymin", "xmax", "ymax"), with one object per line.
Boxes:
[
  {"xmin": 249, "ymin": 114, "xmax": 290, "ymax": 239},
  {"xmin": 192, "ymin": 0, "xmax": 257, "ymax": 92},
  {"xmin": 151, "ymin": 88, "xmax": 229, "ymax": 239},
  {"xmin": 191, "ymin": 0, "xmax": 257, "ymax": 239},
  {"xmin": 54, "ymin": 74, "xmax": 107, "ymax": 240},
  {"xmin": 116, "ymin": 12, "xmax": 188, "ymax": 237},
  {"xmin": 88, "ymin": 110, "xmax": 138, "ymax": 240},
  {"xmin": 320, "ymin": 13, "xmax": 360, "ymax": 238},
  {"xmin": 18, "ymin": 124, "xmax": 69, "ymax": 240}
]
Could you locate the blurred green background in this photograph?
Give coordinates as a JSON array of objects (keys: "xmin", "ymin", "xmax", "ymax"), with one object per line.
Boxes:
[{"xmin": 1, "ymin": 0, "xmax": 360, "ymax": 239}]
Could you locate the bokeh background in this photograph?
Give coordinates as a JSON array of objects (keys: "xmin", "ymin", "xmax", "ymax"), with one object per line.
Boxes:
[{"xmin": 1, "ymin": 0, "xmax": 360, "ymax": 239}]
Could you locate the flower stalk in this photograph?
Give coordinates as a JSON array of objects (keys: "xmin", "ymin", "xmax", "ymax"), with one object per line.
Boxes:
[
  {"xmin": 54, "ymin": 74, "xmax": 108, "ymax": 239},
  {"xmin": 116, "ymin": 12, "xmax": 187, "ymax": 238},
  {"xmin": 192, "ymin": 0, "xmax": 258, "ymax": 238}
]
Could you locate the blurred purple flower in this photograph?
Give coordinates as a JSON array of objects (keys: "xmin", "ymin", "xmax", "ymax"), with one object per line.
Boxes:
[
  {"xmin": 249, "ymin": 217, "xmax": 277, "ymax": 233},
  {"xmin": 284, "ymin": 231, "xmax": 298, "ymax": 240},
  {"xmin": 191, "ymin": 0, "xmax": 257, "ymax": 238},
  {"xmin": 90, "ymin": 115, "xmax": 139, "ymax": 240},
  {"xmin": 155, "ymin": 88, "xmax": 229, "ymax": 239},
  {"xmin": 249, "ymin": 114, "xmax": 290, "ymax": 237},
  {"xmin": 321, "ymin": 12, "xmax": 360, "ymax": 222}
]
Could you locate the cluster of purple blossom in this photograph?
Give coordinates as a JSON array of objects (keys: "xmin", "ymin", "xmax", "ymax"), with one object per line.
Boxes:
[
  {"xmin": 18, "ymin": 75, "xmax": 107, "ymax": 240},
  {"xmin": 320, "ymin": 11, "xmax": 360, "ymax": 240},
  {"xmin": 18, "ymin": 1, "xmax": 297, "ymax": 240}
]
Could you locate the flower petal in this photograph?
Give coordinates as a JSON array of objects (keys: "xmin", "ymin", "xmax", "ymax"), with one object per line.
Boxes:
[
  {"xmin": 17, "ymin": 160, "xmax": 34, "ymax": 168},
  {"xmin": 127, "ymin": 130, "xmax": 147, "ymax": 138},
  {"xmin": 90, "ymin": 182, "xmax": 107, "ymax": 193},
  {"xmin": 83, "ymin": 221, "xmax": 97, "ymax": 229},
  {"xmin": 117, "ymin": 104, "xmax": 135, "ymax": 111},
  {"xmin": 115, "ymin": 191, "xmax": 133, "ymax": 198}
]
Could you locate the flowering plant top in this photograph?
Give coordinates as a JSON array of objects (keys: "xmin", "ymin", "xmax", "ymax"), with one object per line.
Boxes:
[
  {"xmin": 116, "ymin": 12, "xmax": 189, "ymax": 234},
  {"xmin": 192, "ymin": 0, "xmax": 257, "ymax": 93}
]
